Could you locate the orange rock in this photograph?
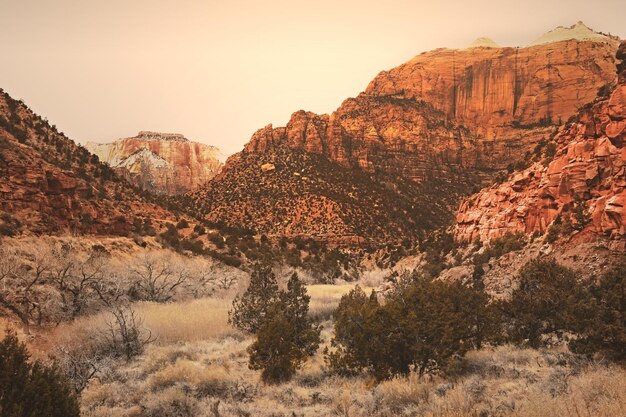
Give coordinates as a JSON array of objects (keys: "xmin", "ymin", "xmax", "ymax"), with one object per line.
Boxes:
[
  {"xmin": 242, "ymin": 39, "xmax": 618, "ymax": 186},
  {"xmin": 86, "ymin": 132, "xmax": 223, "ymax": 195},
  {"xmin": 456, "ymin": 40, "xmax": 626, "ymax": 245}
]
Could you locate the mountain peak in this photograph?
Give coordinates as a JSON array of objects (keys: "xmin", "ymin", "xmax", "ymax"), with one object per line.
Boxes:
[
  {"xmin": 468, "ymin": 37, "xmax": 501, "ymax": 48},
  {"xmin": 528, "ymin": 21, "xmax": 612, "ymax": 47}
]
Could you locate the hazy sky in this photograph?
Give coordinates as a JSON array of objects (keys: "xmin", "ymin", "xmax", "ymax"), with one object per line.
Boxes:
[{"xmin": 1, "ymin": 0, "xmax": 624, "ymax": 155}]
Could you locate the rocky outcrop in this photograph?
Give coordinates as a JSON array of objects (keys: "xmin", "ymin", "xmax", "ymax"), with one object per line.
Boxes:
[
  {"xmin": 86, "ymin": 132, "xmax": 223, "ymax": 195},
  {"xmin": 244, "ymin": 26, "xmax": 619, "ymax": 186},
  {"xmin": 0, "ymin": 91, "xmax": 176, "ymax": 236},
  {"xmin": 456, "ymin": 40, "xmax": 626, "ymax": 248}
]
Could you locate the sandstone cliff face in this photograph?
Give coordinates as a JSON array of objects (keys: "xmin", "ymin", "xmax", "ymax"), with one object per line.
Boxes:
[
  {"xmin": 244, "ymin": 34, "xmax": 619, "ymax": 185},
  {"xmin": 86, "ymin": 132, "xmax": 223, "ymax": 195},
  {"xmin": 456, "ymin": 40, "xmax": 626, "ymax": 248},
  {"xmin": 245, "ymin": 98, "xmax": 481, "ymax": 183},
  {"xmin": 0, "ymin": 92, "xmax": 176, "ymax": 236}
]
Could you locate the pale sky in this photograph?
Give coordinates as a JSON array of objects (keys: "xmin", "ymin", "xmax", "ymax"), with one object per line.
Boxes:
[{"xmin": 1, "ymin": 0, "xmax": 624, "ymax": 155}]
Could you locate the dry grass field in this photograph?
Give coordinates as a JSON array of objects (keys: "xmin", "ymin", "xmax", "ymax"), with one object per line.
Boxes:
[{"xmin": 34, "ymin": 284, "xmax": 626, "ymax": 417}]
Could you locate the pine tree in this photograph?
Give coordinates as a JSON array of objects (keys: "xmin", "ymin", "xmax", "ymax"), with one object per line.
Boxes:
[
  {"xmin": 247, "ymin": 273, "xmax": 320, "ymax": 384},
  {"xmin": 229, "ymin": 264, "xmax": 280, "ymax": 333},
  {"xmin": 0, "ymin": 331, "xmax": 80, "ymax": 417}
]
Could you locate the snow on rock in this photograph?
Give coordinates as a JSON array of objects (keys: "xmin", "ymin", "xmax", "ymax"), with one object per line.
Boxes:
[
  {"xmin": 118, "ymin": 148, "xmax": 169, "ymax": 169},
  {"xmin": 468, "ymin": 37, "xmax": 501, "ymax": 48},
  {"xmin": 529, "ymin": 21, "xmax": 613, "ymax": 47}
]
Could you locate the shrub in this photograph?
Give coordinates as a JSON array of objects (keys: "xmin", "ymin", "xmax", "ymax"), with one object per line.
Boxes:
[
  {"xmin": 0, "ymin": 331, "xmax": 80, "ymax": 417},
  {"xmin": 569, "ymin": 260, "xmax": 626, "ymax": 361},
  {"xmin": 473, "ymin": 232, "xmax": 525, "ymax": 266},
  {"xmin": 327, "ymin": 273, "xmax": 500, "ymax": 380},
  {"xmin": 98, "ymin": 306, "xmax": 155, "ymax": 361},
  {"xmin": 176, "ymin": 219, "xmax": 189, "ymax": 229},
  {"xmin": 499, "ymin": 259, "xmax": 585, "ymax": 348}
]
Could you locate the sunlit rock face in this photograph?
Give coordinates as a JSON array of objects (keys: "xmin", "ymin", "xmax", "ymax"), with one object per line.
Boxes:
[
  {"xmin": 456, "ymin": 40, "xmax": 626, "ymax": 249},
  {"xmin": 244, "ymin": 30, "xmax": 619, "ymax": 186},
  {"xmin": 87, "ymin": 131, "xmax": 223, "ymax": 195}
]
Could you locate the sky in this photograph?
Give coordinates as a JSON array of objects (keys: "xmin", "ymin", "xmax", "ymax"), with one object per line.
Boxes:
[{"xmin": 1, "ymin": 0, "xmax": 624, "ymax": 156}]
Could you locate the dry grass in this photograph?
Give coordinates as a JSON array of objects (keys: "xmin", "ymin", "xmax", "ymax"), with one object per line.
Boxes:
[
  {"xmin": 45, "ymin": 297, "xmax": 239, "ymax": 353},
  {"xmin": 307, "ymin": 284, "xmax": 375, "ymax": 320},
  {"xmin": 137, "ymin": 298, "xmax": 238, "ymax": 344},
  {"xmin": 76, "ymin": 322, "xmax": 626, "ymax": 417},
  {"xmin": 44, "ymin": 283, "xmax": 360, "ymax": 353},
  {"xmin": 30, "ymin": 285, "xmax": 626, "ymax": 417}
]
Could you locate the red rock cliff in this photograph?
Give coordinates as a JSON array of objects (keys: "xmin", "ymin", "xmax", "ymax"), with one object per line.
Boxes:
[
  {"xmin": 242, "ymin": 31, "xmax": 619, "ymax": 185},
  {"xmin": 87, "ymin": 132, "xmax": 223, "ymax": 195},
  {"xmin": 456, "ymin": 40, "xmax": 626, "ymax": 248}
]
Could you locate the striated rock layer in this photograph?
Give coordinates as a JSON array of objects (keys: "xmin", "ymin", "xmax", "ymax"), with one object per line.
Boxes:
[
  {"xmin": 86, "ymin": 132, "xmax": 223, "ymax": 195},
  {"xmin": 456, "ymin": 40, "xmax": 626, "ymax": 248},
  {"xmin": 245, "ymin": 32, "xmax": 619, "ymax": 185}
]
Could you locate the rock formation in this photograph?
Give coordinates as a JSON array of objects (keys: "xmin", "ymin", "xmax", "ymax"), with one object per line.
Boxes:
[
  {"xmin": 0, "ymin": 91, "xmax": 176, "ymax": 236},
  {"xmin": 188, "ymin": 25, "xmax": 621, "ymax": 244},
  {"xmin": 244, "ymin": 26, "xmax": 619, "ymax": 185},
  {"xmin": 86, "ymin": 131, "xmax": 223, "ymax": 195},
  {"xmin": 456, "ymin": 40, "xmax": 626, "ymax": 249}
]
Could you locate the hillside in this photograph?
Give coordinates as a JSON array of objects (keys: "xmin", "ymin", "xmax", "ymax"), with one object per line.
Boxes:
[
  {"xmin": 86, "ymin": 132, "xmax": 223, "ymax": 195},
  {"xmin": 180, "ymin": 144, "xmax": 470, "ymax": 246},
  {"xmin": 0, "ymin": 89, "xmax": 177, "ymax": 236},
  {"xmin": 456, "ymin": 40, "xmax": 626, "ymax": 251}
]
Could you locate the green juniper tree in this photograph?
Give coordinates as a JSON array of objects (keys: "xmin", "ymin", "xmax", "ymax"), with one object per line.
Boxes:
[
  {"xmin": 0, "ymin": 331, "xmax": 80, "ymax": 417},
  {"xmin": 229, "ymin": 264, "xmax": 280, "ymax": 333},
  {"xmin": 499, "ymin": 259, "xmax": 586, "ymax": 348},
  {"xmin": 230, "ymin": 269, "xmax": 320, "ymax": 383},
  {"xmin": 327, "ymin": 273, "xmax": 501, "ymax": 380},
  {"xmin": 569, "ymin": 260, "xmax": 626, "ymax": 361}
]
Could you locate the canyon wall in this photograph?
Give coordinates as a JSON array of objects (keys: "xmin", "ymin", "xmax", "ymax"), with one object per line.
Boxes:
[
  {"xmin": 456, "ymin": 40, "xmax": 626, "ymax": 249},
  {"xmin": 243, "ymin": 37, "xmax": 619, "ymax": 185},
  {"xmin": 87, "ymin": 131, "xmax": 223, "ymax": 195}
]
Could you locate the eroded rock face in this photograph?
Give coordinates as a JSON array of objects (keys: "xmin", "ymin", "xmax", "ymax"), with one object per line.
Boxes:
[
  {"xmin": 244, "ymin": 36, "xmax": 619, "ymax": 185},
  {"xmin": 87, "ymin": 132, "xmax": 223, "ymax": 195},
  {"xmin": 456, "ymin": 40, "xmax": 626, "ymax": 247}
]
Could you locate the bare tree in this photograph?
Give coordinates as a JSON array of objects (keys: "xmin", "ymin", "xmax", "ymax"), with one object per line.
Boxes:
[
  {"xmin": 53, "ymin": 344, "xmax": 104, "ymax": 393},
  {"xmin": 99, "ymin": 305, "xmax": 155, "ymax": 361},
  {"xmin": 48, "ymin": 244, "xmax": 108, "ymax": 319},
  {"xmin": 0, "ymin": 243, "xmax": 50, "ymax": 334},
  {"xmin": 130, "ymin": 254, "xmax": 188, "ymax": 302}
]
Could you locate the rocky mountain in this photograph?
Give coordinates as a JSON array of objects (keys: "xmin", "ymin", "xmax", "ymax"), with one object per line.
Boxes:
[
  {"xmin": 245, "ymin": 25, "xmax": 618, "ymax": 183},
  {"xmin": 456, "ymin": 39, "xmax": 626, "ymax": 250},
  {"xmin": 190, "ymin": 24, "xmax": 620, "ymax": 244},
  {"xmin": 86, "ymin": 132, "xmax": 223, "ymax": 195},
  {"xmin": 0, "ymin": 90, "xmax": 177, "ymax": 236}
]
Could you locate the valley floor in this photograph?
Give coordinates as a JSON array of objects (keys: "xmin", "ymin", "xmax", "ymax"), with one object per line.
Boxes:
[{"xmin": 34, "ymin": 287, "xmax": 626, "ymax": 417}]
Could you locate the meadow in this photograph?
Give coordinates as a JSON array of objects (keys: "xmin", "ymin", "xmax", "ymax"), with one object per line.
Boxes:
[{"xmin": 34, "ymin": 284, "xmax": 626, "ymax": 417}]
